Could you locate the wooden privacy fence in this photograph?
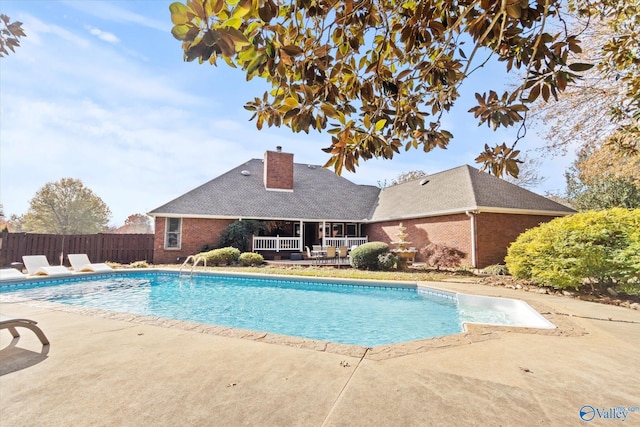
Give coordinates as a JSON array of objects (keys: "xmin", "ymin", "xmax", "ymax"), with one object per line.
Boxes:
[{"xmin": 0, "ymin": 232, "xmax": 154, "ymax": 267}]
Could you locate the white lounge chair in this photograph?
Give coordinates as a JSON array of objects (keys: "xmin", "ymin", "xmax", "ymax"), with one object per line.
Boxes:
[
  {"xmin": 0, "ymin": 316, "xmax": 50, "ymax": 345},
  {"xmin": 0, "ymin": 268, "xmax": 27, "ymax": 281},
  {"xmin": 22, "ymin": 255, "xmax": 71, "ymax": 277},
  {"xmin": 68, "ymin": 254, "xmax": 113, "ymax": 273}
]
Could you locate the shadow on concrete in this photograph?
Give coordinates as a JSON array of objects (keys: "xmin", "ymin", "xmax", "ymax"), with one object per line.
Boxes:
[{"xmin": 0, "ymin": 338, "xmax": 49, "ymax": 375}]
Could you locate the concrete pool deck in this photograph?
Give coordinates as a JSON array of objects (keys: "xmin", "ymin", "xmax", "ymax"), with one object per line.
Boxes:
[{"xmin": 1, "ymin": 280, "xmax": 639, "ymax": 426}]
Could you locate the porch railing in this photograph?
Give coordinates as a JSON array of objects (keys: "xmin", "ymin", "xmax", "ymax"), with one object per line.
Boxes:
[
  {"xmin": 252, "ymin": 236, "xmax": 368, "ymax": 252},
  {"xmin": 323, "ymin": 237, "xmax": 368, "ymax": 248},
  {"xmin": 252, "ymin": 236, "xmax": 302, "ymax": 252}
]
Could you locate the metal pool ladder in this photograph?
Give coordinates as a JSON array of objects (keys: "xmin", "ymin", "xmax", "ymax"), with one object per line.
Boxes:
[{"xmin": 179, "ymin": 255, "xmax": 207, "ymax": 277}]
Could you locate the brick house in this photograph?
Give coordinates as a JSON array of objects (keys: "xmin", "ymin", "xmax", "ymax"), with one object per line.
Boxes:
[{"xmin": 148, "ymin": 147, "xmax": 574, "ymax": 267}]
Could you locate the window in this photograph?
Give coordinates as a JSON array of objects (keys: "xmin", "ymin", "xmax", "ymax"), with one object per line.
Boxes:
[
  {"xmin": 346, "ymin": 223, "xmax": 358, "ymax": 236},
  {"xmin": 332, "ymin": 223, "xmax": 344, "ymax": 237},
  {"xmin": 165, "ymin": 218, "xmax": 181, "ymax": 249}
]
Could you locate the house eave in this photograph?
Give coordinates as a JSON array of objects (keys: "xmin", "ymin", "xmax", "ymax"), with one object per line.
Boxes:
[
  {"xmin": 148, "ymin": 206, "xmax": 574, "ymax": 223},
  {"xmin": 147, "ymin": 212, "xmax": 369, "ymax": 222},
  {"xmin": 368, "ymin": 207, "xmax": 479, "ymax": 223},
  {"xmin": 368, "ymin": 206, "xmax": 574, "ymax": 223},
  {"xmin": 474, "ymin": 206, "xmax": 575, "ymax": 216}
]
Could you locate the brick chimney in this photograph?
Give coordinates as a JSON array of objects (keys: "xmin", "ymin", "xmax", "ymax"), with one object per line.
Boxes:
[{"xmin": 264, "ymin": 146, "xmax": 294, "ymax": 191}]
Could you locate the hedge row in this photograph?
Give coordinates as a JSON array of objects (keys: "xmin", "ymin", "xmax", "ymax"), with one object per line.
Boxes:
[{"xmin": 505, "ymin": 208, "xmax": 640, "ymax": 290}]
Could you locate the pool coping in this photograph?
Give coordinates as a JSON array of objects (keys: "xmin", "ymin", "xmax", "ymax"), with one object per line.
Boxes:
[{"xmin": 0, "ymin": 268, "xmax": 586, "ymax": 360}]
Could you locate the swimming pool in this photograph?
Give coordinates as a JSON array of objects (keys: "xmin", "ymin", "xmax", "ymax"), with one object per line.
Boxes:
[{"xmin": 0, "ymin": 271, "xmax": 554, "ymax": 347}]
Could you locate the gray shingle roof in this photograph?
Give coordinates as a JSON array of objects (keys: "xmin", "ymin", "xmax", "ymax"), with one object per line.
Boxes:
[
  {"xmin": 370, "ymin": 165, "xmax": 575, "ymax": 221},
  {"xmin": 149, "ymin": 162, "xmax": 575, "ymax": 221},
  {"xmin": 148, "ymin": 159, "xmax": 380, "ymax": 221}
]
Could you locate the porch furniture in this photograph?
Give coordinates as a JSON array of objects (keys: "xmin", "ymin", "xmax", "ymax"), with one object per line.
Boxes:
[
  {"xmin": 0, "ymin": 316, "xmax": 50, "ymax": 345},
  {"xmin": 305, "ymin": 246, "xmax": 321, "ymax": 265},
  {"xmin": 338, "ymin": 246, "xmax": 348, "ymax": 263},
  {"xmin": 22, "ymin": 255, "xmax": 71, "ymax": 277},
  {"xmin": 68, "ymin": 254, "xmax": 113, "ymax": 273},
  {"xmin": 323, "ymin": 246, "xmax": 337, "ymax": 263}
]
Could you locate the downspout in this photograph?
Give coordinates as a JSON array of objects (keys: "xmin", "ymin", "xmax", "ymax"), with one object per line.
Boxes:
[{"xmin": 465, "ymin": 210, "xmax": 477, "ymax": 268}]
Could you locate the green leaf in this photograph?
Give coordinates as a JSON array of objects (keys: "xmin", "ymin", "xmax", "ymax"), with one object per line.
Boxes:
[
  {"xmin": 169, "ymin": 2, "xmax": 191, "ymax": 25},
  {"xmin": 374, "ymin": 119, "xmax": 387, "ymax": 132},
  {"xmin": 171, "ymin": 24, "xmax": 194, "ymax": 41},
  {"xmin": 223, "ymin": 17, "xmax": 243, "ymax": 29}
]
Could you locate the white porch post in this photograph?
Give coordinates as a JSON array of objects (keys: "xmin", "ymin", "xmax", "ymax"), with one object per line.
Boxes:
[
  {"xmin": 299, "ymin": 220, "xmax": 303, "ymax": 252},
  {"xmin": 322, "ymin": 221, "xmax": 326, "ymax": 247}
]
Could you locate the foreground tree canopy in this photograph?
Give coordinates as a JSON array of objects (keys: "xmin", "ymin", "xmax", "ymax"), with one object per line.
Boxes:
[
  {"xmin": 0, "ymin": 14, "xmax": 26, "ymax": 57},
  {"xmin": 170, "ymin": 0, "xmax": 638, "ymax": 177},
  {"xmin": 20, "ymin": 178, "xmax": 112, "ymax": 234}
]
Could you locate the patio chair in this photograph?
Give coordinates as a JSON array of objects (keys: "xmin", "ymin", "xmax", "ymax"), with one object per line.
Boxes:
[
  {"xmin": 338, "ymin": 246, "xmax": 348, "ymax": 264},
  {"xmin": 68, "ymin": 254, "xmax": 113, "ymax": 273},
  {"xmin": 0, "ymin": 316, "xmax": 50, "ymax": 345},
  {"xmin": 323, "ymin": 246, "xmax": 337, "ymax": 264},
  {"xmin": 305, "ymin": 246, "xmax": 320, "ymax": 265},
  {"xmin": 0, "ymin": 268, "xmax": 27, "ymax": 281},
  {"xmin": 22, "ymin": 255, "xmax": 72, "ymax": 277}
]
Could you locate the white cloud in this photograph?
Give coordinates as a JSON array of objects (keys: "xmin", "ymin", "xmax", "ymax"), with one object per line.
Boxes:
[
  {"xmin": 86, "ymin": 26, "xmax": 120, "ymax": 43},
  {"xmin": 61, "ymin": 0, "xmax": 168, "ymax": 31},
  {"xmin": 17, "ymin": 13, "xmax": 90, "ymax": 48}
]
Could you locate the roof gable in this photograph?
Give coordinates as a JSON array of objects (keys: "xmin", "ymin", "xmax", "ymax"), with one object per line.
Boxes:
[
  {"xmin": 370, "ymin": 165, "xmax": 574, "ymax": 221},
  {"xmin": 149, "ymin": 162, "xmax": 574, "ymax": 221},
  {"xmin": 148, "ymin": 159, "xmax": 380, "ymax": 221}
]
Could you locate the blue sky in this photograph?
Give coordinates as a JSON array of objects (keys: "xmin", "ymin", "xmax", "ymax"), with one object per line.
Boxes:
[{"xmin": 0, "ymin": 0, "xmax": 575, "ymax": 226}]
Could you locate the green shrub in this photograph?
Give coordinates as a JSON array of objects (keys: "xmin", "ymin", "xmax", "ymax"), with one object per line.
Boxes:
[
  {"xmin": 349, "ymin": 242, "xmax": 390, "ymax": 270},
  {"xmin": 129, "ymin": 260, "xmax": 149, "ymax": 268},
  {"xmin": 198, "ymin": 246, "xmax": 241, "ymax": 266},
  {"xmin": 219, "ymin": 220, "xmax": 266, "ymax": 252},
  {"xmin": 377, "ymin": 252, "xmax": 398, "ymax": 271},
  {"xmin": 505, "ymin": 208, "xmax": 640, "ymax": 290},
  {"xmin": 482, "ymin": 264, "xmax": 510, "ymax": 275},
  {"xmin": 238, "ymin": 252, "xmax": 264, "ymax": 266}
]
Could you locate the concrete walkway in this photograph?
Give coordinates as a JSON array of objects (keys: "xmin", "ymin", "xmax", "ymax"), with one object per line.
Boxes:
[{"xmin": 1, "ymin": 280, "xmax": 639, "ymax": 426}]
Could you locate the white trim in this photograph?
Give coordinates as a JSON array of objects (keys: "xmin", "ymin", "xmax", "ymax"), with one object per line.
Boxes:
[
  {"xmin": 164, "ymin": 217, "xmax": 182, "ymax": 250},
  {"xmin": 369, "ymin": 206, "xmax": 573, "ymax": 223},
  {"xmin": 147, "ymin": 213, "xmax": 367, "ymax": 222},
  {"xmin": 148, "ymin": 206, "xmax": 573, "ymax": 223},
  {"xmin": 264, "ymin": 187, "xmax": 294, "ymax": 192}
]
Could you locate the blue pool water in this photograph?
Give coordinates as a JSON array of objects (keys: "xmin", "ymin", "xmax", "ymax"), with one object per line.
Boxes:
[{"xmin": 0, "ymin": 271, "xmax": 465, "ymax": 347}]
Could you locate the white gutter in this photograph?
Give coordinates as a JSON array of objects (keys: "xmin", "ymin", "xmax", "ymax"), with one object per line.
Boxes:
[
  {"xmin": 146, "ymin": 213, "xmax": 369, "ymax": 222},
  {"xmin": 368, "ymin": 206, "xmax": 574, "ymax": 223},
  {"xmin": 148, "ymin": 206, "xmax": 573, "ymax": 222}
]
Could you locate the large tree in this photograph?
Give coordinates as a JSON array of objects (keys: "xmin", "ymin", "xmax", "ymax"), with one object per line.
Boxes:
[
  {"xmin": 21, "ymin": 178, "xmax": 112, "ymax": 234},
  {"xmin": 114, "ymin": 214, "xmax": 154, "ymax": 234},
  {"xmin": 563, "ymin": 149, "xmax": 640, "ymax": 210},
  {"xmin": 501, "ymin": 152, "xmax": 546, "ymax": 189},
  {"xmin": 169, "ymin": 0, "xmax": 638, "ymax": 177},
  {"xmin": 531, "ymin": 6, "xmax": 639, "ymax": 161}
]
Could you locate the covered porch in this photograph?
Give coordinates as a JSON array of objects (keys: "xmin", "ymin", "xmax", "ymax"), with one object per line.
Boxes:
[{"xmin": 251, "ymin": 220, "xmax": 368, "ymax": 259}]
